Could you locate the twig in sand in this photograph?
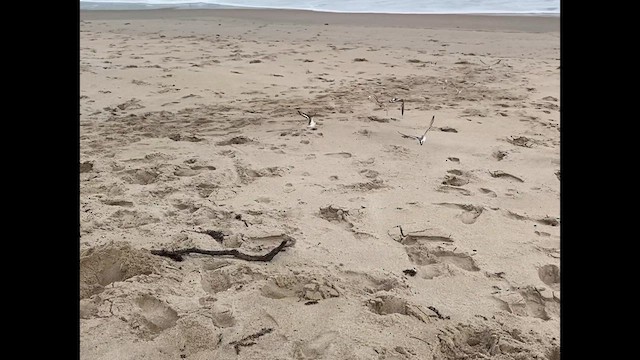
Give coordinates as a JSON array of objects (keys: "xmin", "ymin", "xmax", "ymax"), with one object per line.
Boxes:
[
  {"xmin": 427, "ymin": 306, "xmax": 451, "ymax": 320},
  {"xmin": 230, "ymin": 328, "xmax": 274, "ymax": 355},
  {"xmin": 397, "ymin": 225, "xmax": 406, "ymax": 237},
  {"xmin": 151, "ymin": 240, "xmax": 289, "ymax": 262},
  {"xmin": 409, "ymin": 335, "xmax": 430, "ymax": 345}
]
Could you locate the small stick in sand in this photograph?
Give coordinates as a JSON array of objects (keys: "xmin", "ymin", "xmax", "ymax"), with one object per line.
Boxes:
[
  {"xmin": 230, "ymin": 328, "xmax": 274, "ymax": 355},
  {"xmin": 150, "ymin": 240, "xmax": 289, "ymax": 262},
  {"xmin": 427, "ymin": 306, "xmax": 451, "ymax": 320}
]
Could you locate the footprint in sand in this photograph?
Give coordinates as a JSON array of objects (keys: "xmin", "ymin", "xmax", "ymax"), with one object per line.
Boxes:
[
  {"xmin": 260, "ymin": 273, "xmax": 339, "ymax": 301},
  {"xmin": 504, "ymin": 210, "xmax": 559, "ymax": 227},
  {"xmin": 366, "ymin": 293, "xmax": 433, "ymax": 323},
  {"xmin": 492, "ymin": 150, "xmax": 508, "ymax": 161},
  {"xmin": 405, "ymin": 245, "xmax": 480, "ymax": 273},
  {"xmin": 441, "ymin": 169, "xmax": 473, "ymax": 187},
  {"xmin": 435, "ymin": 203, "xmax": 484, "ymax": 224},
  {"xmin": 538, "ymin": 264, "xmax": 560, "ymax": 291},
  {"xmin": 80, "ymin": 242, "xmax": 159, "ymax": 299},
  {"xmin": 359, "ymin": 169, "xmax": 379, "ymax": 179},
  {"xmin": 120, "ymin": 168, "xmax": 160, "ymax": 185},
  {"xmin": 479, "ymin": 188, "xmax": 497, "ymax": 197},
  {"xmin": 294, "ymin": 332, "xmax": 340, "ymax": 359},
  {"xmin": 493, "ymin": 286, "xmax": 558, "ymax": 321},
  {"xmin": 437, "ymin": 186, "xmax": 472, "ymax": 196},
  {"xmin": 132, "ymin": 294, "xmax": 179, "ymax": 335},
  {"xmin": 109, "ymin": 209, "xmax": 161, "ymax": 229}
]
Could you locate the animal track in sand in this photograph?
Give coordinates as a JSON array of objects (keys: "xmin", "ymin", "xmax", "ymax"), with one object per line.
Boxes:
[
  {"xmin": 260, "ymin": 274, "xmax": 340, "ymax": 301},
  {"xmin": 80, "ymin": 242, "xmax": 159, "ymax": 299},
  {"xmin": 434, "ymin": 322, "xmax": 559, "ymax": 359},
  {"xmin": 173, "ymin": 165, "xmax": 201, "ymax": 177},
  {"xmin": 324, "ymin": 152, "xmax": 352, "ymax": 158},
  {"xmin": 359, "ymin": 169, "xmax": 379, "ymax": 179},
  {"xmin": 80, "ymin": 161, "xmax": 94, "ymax": 173},
  {"xmin": 132, "ymin": 294, "xmax": 179, "ymax": 335},
  {"xmin": 442, "ymin": 175, "xmax": 469, "ymax": 187},
  {"xmin": 120, "ymin": 168, "xmax": 160, "ymax": 185},
  {"xmin": 535, "ymin": 246, "xmax": 560, "ymax": 259},
  {"xmin": 168, "ymin": 133, "xmax": 204, "ymax": 142},
  {"xmin": 506, "ymin": 136, "xmax": 534, "ymax": 148},
  {"xmin": 538, "ymin": 265, "xmax": 560, "ymax": 290},
  {"xmin": 442, "ymin": 169, "xmax": 474, "ymax": 187},
  {"xmin": 479, "ymin": 188, "xmax": 497, "ymax": 197},
  {"xmin": 435, "ymin": 203, "xmax": 484, "ymax": 224},
  {"xmin": 437, "ymin": 186, "xmax": 472, "ymax": 196},
  {"xmin": 493, "ymin": 286, "xmax": 558, "ymax": 320},
  {"xmin": 109, "ymin": 209, "xmax": 161, "ymax": 229},
  {"xmin": 246, "ymin": 233, "xmax": 297, "ymax": 252},
  {"xmin": 341, "ymin": 179, "xmax": 388, "ymax": 192},
  {"xmin": 342, "ymin": 270, "xmax": 408, "ymax": 295},
  {"xmin": 405, "ymin": 245, "xmax": 479, "ymax": 272},
  {"xmin": 439, "ymin": 126, "xmax": 458, "ymax": 133},
  {"xmin": 102, "ymin": 199, "xmax": 134, "ymax": 207},
  {"xmin": 492, "ymin": 150, "xmax": 508, "ymax": 161},
  {"xmin": 294, "ymin": 331, "xmax": 339, "ymax": 359},
  {"xmin": 384, "ymin": 145, "xmax": 410, "ymax": 158},
  {"xmin": 489, "ymin": 170, "xmax": 524, "ymax": 183},
  {"xmin": 216, "ymin": 136, "xmax": 254, "ymax": 146},
  {"xmin": 318, "ymin": 205, "xmax": 354, "ymax": 229},
  {"xmin": 393, "ymin": 227, "xmax": 454, "ymax": 246},
  {"xmin": 504, "ymin": 210, "xmax": 559, "ymax": 227},
  {"xmin": 172, "ymin": 316, "xmax": 224, "ymax": 355},
  {"xmin": 366, "ymin": 293, "xmax": 435, "ymax": 323},
  {"xmin": 201, "ymin": 264, "xmax": 268, "ymax": 295},
  {"xmin": 235, "ymin": 165, "xmax": 286, "ymax": 184}
]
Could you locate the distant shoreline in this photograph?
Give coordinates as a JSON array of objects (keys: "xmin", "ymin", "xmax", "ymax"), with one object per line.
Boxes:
[
  {"xmin": 79, "ymin": 1, "xmax": 560, "ymax": 16},
  {"xmin": 80, "ymin": 8, "xmax": 559, "ymax": 33}
]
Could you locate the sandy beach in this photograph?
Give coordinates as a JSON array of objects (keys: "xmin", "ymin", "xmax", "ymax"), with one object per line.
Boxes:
[{"xmin": 80, "ymin": 9, "xmax": 560, "ymax": 359}]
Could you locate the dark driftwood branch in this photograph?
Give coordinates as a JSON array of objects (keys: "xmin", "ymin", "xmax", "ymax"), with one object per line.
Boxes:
[{"xmin": 151, "ymin": 240, "xmax": 288, "ymax": 262}]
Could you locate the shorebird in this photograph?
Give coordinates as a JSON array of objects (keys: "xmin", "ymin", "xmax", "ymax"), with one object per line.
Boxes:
[
  {"xmin": 298, "ymin": 110, "xmax": 317, "ymax": 128},
  {"xmin": 398, "ymin": 115, "xmax": 436, "ymax": 146},
  {"xmin": 390, "ymin": 98, "xmax": 405, "ymax": 117},
  {"xmin": 480, "ymin": 59, "xmax": 501, "ymax": 69}
]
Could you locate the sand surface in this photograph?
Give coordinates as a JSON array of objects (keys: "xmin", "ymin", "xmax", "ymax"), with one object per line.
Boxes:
[{"xmin": 80, "ymin": 9, "xmax": 560, "ymax": 360}]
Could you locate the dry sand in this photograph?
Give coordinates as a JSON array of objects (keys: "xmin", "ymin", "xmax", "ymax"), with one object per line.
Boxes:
[{"xmin": 80, "ymin": 9, "xmax": 560, "ymax": 360}]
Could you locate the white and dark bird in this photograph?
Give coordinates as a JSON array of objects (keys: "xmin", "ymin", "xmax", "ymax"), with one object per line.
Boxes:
[
  {"xmin": 298, "ymin": 110, "xmax": 317, "ymax": 128},
  {"xmin": 390, "ymin": 97, "xmax": 405, "ymax": 117},
  {"xmin": 398, "ymin": 115, "xmax": 436, "ymax": 146}
]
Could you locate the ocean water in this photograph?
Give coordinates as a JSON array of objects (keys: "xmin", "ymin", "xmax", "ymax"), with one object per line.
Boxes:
[{"xmin": 80, "ymin": 0, "xmax": 560, "ymax": 15}]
